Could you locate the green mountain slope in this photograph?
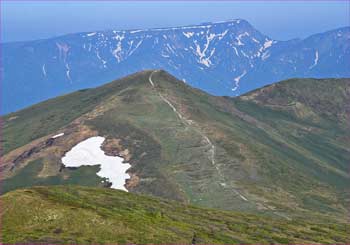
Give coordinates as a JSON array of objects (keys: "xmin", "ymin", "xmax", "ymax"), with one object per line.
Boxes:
[
  {"xmin": 2, "ymin": 185, "xmax": 349, "ymax": 244},
  {"xmin": 1, "ymin": 70, "xmax": 349, "ymax": 222}
]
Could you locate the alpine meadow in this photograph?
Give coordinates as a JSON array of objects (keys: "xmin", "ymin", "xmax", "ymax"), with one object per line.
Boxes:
[{"xmin": 1, "ymin": 1, "xmax": 349, "ymax": 244}]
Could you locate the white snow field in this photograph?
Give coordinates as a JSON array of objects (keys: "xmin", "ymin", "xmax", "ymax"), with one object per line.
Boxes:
[{"xmin": 61, "ymin": 136, "xmax": 131, "ymax": 191}]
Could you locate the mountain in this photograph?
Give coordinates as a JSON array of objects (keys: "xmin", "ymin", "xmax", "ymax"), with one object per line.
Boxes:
[
  {"xmin": 2, "ymin": 185, "xmax": 349, "ymax": 244},
  {"xmin": 2, "ymin": 19, "xmax": 349, "ymax": 114},
  {"xmin": 2, "ymin": 70, "xmax": 349, "ymax": 224}
]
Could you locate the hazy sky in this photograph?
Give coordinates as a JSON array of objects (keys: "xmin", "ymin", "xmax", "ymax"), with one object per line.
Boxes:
[{"xmin": 1, "ymin": 1, "xmax": 349, "ymax": 42}]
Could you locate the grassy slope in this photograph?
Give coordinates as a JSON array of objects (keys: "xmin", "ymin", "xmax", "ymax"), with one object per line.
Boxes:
[
  {"xmin": 229, "ymin": 78, "xmax": 350, "ymax": 215},
  {"xmin": 137, "ymin": 72, "xmax": 350, "ymax": 219},
  {"xmin": 2, "ymin": 185, "xmax": 349, "ymax": 244},
  {"xmin": 1, "ymin": 71, "xmax": 349, "ymax": 222},
  {"xmin": 1, "ymin": 71, "xmax": 148, "ymax": 155},
  {"xmin": 1, "ymin": 159, "xmax": 104, "ymax": 194}
]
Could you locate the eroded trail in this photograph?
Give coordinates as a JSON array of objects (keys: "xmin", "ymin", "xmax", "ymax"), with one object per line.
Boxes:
[
  {"xmin": 148, "ymin": 70, "xmax": 247, "ymax": 202},
  {"xmin": 148, "ymin": 71, "xmax": 293, "ymax": 220}
]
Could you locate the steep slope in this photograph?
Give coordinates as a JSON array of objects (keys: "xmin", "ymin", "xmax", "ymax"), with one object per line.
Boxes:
[
  {"xmin": 2, "ymin": 185, "xmax": 349, "ymax": 244},
  {"xmin": 1, "ymin": 71, "xmax": 349, "ymax": 223},
  {"xmin": 2, "ymin": 19, "xmax": 349, "ymax": 113}
]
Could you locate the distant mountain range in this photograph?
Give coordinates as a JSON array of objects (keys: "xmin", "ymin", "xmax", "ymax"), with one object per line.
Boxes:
[
  {"xmin": 2, "ymin": 71, "xmax": 349, "ymax": 224},
  {"xmin": 2, "ymin": 19, "xmax": 349, "ymax": 113}
]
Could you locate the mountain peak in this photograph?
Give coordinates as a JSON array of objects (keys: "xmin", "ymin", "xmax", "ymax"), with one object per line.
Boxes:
[
  {"xmin": 3, "ymin": 19, "xmax": 349, "ymax": 114},
  {"xmin": 3, "ymin": 71, "xmax": 349, "ymax": 227},
  {"xmin": 89, "ymin": 69, "xmax": 187, "ymax": 96}
]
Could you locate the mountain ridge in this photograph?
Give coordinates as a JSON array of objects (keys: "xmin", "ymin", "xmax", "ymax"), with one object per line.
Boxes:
[
  {"xmin": 1, "ymin": 19, "xmax": 254, "ymax": 44},
  {"xmin": 2, "ymin": 70, "xmax": 349, "ymax": 223},
  {"xmin": 3, "ymin": 19, "xmax": 349, "ymax": 113},
  {"xmin": 4, "ymin": 20, "xmax": 347, "ymax": 44}
]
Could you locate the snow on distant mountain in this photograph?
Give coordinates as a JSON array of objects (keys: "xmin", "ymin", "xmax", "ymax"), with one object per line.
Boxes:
[{"xmin": 2, "ymin": 19, "xmax": 350, "ymax": 113}]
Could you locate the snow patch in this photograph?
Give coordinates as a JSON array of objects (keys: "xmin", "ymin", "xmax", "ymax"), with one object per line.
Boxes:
[
  {"xmin": 309, "ymin": 50, "xmax": 319, "ymax": 69},
  {"xmin": 112, "ymin": 45, "xmax": 123, "ymax": 63},
  {"xmin": 232, "ymin": 70, "xmax": 247, "ymax": 91},
  {"xmin": 65, "ymin": 63, "xmax": 72, "ymax": 82},
  {"xmin": 241, "ymin": 50, "xmax": 249, "ymax": 59},
  {"xmin": 217, "ymin": 30, "xmax": 228, "ymax": 40},
  {"xmin": 166, "ymin": 43, "xmax": 175, "ymax": 54},
  {"xmin": 258, "ymin": 39, "xmax": 275, "ymax": 59},
  {"xmin": 96, "ymin": 51, "xmax": 107, "ymax": 67},
  {"xmin": 111, "ymin": 35, "xmax": 126, "ymax": 63},
  {"xmin": 128, "ymin": 39, "xmax": 143, "ymax": 56},
  {"xmin": 236, "ymin": 32, "xmax": 249, "ymax": 46},
  {"xmin": 261, "ymin": 51, "xmax": 270, "ymax": 61},
  {"xmin": 263, "ymin": 40, "xmax": 273, "ymax": 49},
  {"xmin": 130, "ymin": 30, "xmax": 142, "ymax": 34},
  {"xmin": 62, "ymin": 136, "xmax": 131, "ymax": 191},
  {"xmin": 212, "ymin": 19, "xmax": 241, "ymax": 24},
  {"xmin": 194, "ymin": 33, "xmax": 216, "ymax": 67},
  {"xmin": 183, "ymin": 32, "xmax": 194, "ymax": 38},
  {"xmin": 232, "ymin": 47, "xmax": 239, "ymax": 56},
  {"xmin": 252, "ymin": 38, "xmax": 260, "ymax": 43},
  {"xmin": 113, "ymin": 34, "xmax": 125, "ymax": 41},
  {"xmin": 42, "ymin": 64, "xmax": 47, "ymax": 77},
  {"xmin": 52, "ymin": 133, "xmax": 64, "ymax": 139},
  {"xmin": 56, "ymin": 42, "xmax": 70, "ymax": 62},
  {"xmin": 149, "ymin": 24, "xmax": 212, "ymax": 32}
]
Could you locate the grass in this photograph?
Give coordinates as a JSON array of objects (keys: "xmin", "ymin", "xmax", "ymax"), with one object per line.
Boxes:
[
  {"xmin": 1, "ymin": 70, "xmax": 349, "ymax": 223},
  {"xmin": 1, "ymin": 71, "xmax": 150, "ymax": 154},
  {"xmin": 1, "ymin": 158, "xmax": 105, "ymax": 194},
  {"xmin": 2, "ymin": 185, "xmax": 349, "ymax": 244}
]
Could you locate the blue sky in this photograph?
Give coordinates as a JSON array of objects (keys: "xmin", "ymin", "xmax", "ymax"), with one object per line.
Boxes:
[{"xmin": 1, "ymin": 1, "xmax": 349, "ymax": 42}]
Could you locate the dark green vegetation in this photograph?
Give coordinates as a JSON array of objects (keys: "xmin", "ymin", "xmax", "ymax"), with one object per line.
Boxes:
[
  {"xmin": 2, "ymin": 70, "xmax": 350, "ymax": 242},
  {"xmin": 2, "ymin": 72, "xmax": 144, "ymax": 155},
  {"xmin": 2, "ymin": 185, "xmax": 349, "ymax": 244},
  {"xmin": 1, "ymin": 159, "xmax": 105, "ymax": 194}
]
